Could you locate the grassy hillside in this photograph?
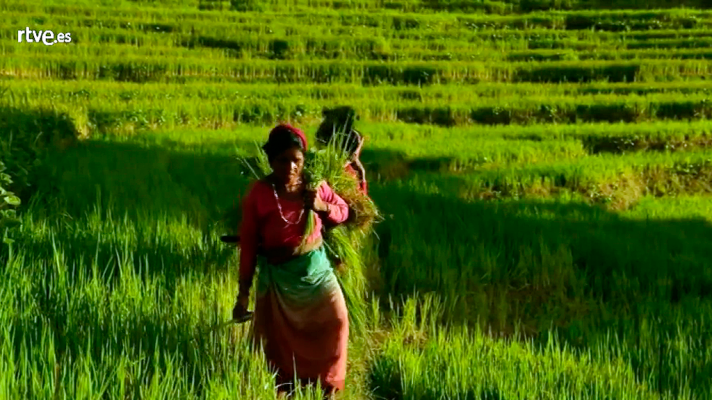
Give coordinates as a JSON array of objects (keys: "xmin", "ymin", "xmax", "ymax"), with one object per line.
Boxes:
[{"xmin": 1, "ymin": 0, "xmax": 712, "ymax": 398}]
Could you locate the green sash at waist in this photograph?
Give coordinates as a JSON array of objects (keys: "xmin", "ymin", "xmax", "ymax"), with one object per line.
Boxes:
[{"xmin": 256, "ymin": 246, "xmax": 340, "ymax": 307}]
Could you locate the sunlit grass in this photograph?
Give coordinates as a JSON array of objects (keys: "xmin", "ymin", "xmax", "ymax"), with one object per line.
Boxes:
[{"xmin": 3, "ymin": 0, "xmax": 712, "ymax": 397}]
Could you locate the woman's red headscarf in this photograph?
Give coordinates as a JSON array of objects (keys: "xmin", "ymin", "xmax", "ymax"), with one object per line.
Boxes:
[{"xmin": 270, "ymin": 123, "xmax": 307, "ymax": 150}]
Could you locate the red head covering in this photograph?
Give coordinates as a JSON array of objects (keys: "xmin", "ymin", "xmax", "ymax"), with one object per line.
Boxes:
[{"xmin": 269, "ymin": 123, "xmax": 307, "ymax": 151}]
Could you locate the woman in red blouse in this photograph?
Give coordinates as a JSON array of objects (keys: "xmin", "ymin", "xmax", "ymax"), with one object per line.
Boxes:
[{"xmin": 232, "ymin": 124, "xmax": 350, "ymax": 398}]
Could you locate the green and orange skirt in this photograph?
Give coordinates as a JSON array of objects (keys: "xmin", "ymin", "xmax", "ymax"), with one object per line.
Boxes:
[{"xmin": 251, "ymin": 246, "xmax": 349, "ymax": 395}]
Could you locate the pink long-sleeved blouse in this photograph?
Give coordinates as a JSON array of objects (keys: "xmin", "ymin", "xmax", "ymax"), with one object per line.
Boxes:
[{"xmin": 239, "ymin": 180, "xmax": 349, "ymax": 282}]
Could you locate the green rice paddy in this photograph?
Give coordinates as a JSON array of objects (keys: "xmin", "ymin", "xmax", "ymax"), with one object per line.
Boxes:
[{"xmin": 1, "ymin": 0, "xmax": 712, "ymax": 398}]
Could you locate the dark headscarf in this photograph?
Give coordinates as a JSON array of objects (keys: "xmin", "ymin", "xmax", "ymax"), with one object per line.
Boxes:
[{"xmin": 263, "ymin": 123, "xmax": 307, "ymax": 162}]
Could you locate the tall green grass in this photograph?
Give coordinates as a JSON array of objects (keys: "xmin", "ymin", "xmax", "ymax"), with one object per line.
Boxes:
[
  {"xmin": 9, "ymin": 26, "xmax": 712, "ymax": 62},
  {"xmin": 369, "ymin": 297, "xmax": 712, "ymax": 399},
  {"xmin": 0, "ymin": 206, "xmax": 327, "ymax": 399},
  {"xmin": 5, "ymin": 54, "xmax": 712, "ymax": 85},
  {"xmin": 8, "ymin": 79, "xmax": 712, "ymax": 105},
  {"xmin": 3, "ymin": 126, "xmax": 712, "ymax": 398},
  {"xmin": 4, "ymin": 0, "xmax": 712, "ymax": 397},
  {"xmin": 8, "ymin": 83, "xmax": 712, "ymax": 133},
  {"xmin": 1, "ymin": 136, "xmax": 380, "ymax": 399},
  {"xmin": 4, "ymin": 3, "xmax": 711, "ymax": 25}
]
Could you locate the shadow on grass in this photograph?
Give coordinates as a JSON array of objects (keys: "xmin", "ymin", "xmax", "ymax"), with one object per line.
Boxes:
[
  {"xmin": 7, "ymin": 136, "xmax": 712, "ymax": 398},
  {"xmin": 16, "ymin": 138, "xmax": 712, "ymax": 326},
  {"xmin": 365, "ymin": 168, "xmax": 712, "ymax": 399},
  {"xmin": 3, "ymin": 137, "xmax": 256, "ymax": 398},
  {"xmin": 370, "ymin": 375, "xmax": 505, "ymax": 400},
  {"xmin": 31, "ymin": 138, "xmax": 254, "ymax": 231},
  {"xmin": 369, "ymin": 170, "xmax": 712, "ymax": 313}
]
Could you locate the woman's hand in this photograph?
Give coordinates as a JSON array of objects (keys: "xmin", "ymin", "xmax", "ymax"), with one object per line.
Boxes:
[{"xmin": 304, "ymin": 189, "xmax": 330, "ymax": 213}]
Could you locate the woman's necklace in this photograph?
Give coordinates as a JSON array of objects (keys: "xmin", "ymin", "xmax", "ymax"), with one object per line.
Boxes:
[{"xmin": 271, "ymin": 181, "xmax": 304, "ymax": 225}]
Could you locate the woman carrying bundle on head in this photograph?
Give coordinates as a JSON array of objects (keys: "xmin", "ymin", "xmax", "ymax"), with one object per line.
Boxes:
[
  {"xmin": 232, "ymin": 123, "xmax": 350, "ymax": 399},
  {"xmin": 342, "ymin": 129, "xmax": 368, "ymax": 196},
  {"xmin": 316, "ymin": 106, "xmax": 368, "ymax": 196}
]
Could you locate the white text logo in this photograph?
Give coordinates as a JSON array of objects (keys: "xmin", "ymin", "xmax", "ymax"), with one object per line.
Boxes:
[{"xmin": 17, "ymin": 28, "xmax": 72, "ymax": 45}]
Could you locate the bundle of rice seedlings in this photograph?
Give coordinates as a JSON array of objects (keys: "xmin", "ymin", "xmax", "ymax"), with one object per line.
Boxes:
[{"xmin": 235, "ymin": 128, "xmax": 382, "ymax": 337}]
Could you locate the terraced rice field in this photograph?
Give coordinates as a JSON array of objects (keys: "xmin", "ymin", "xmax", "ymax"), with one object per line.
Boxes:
[{"xmin": 1, "ymin": 0, "xmax": 712, "ymax": 398}]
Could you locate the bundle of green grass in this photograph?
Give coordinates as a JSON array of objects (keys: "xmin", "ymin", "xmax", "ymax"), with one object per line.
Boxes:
[{"xmin": 236, "ymin": 117, "xmax": 381, "ymax": 337}]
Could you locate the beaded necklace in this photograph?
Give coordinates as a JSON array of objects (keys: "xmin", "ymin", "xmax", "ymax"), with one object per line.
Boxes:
[{"xmin": 271, "ymin": 181, "xmax": 304, "ymax": 225}]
